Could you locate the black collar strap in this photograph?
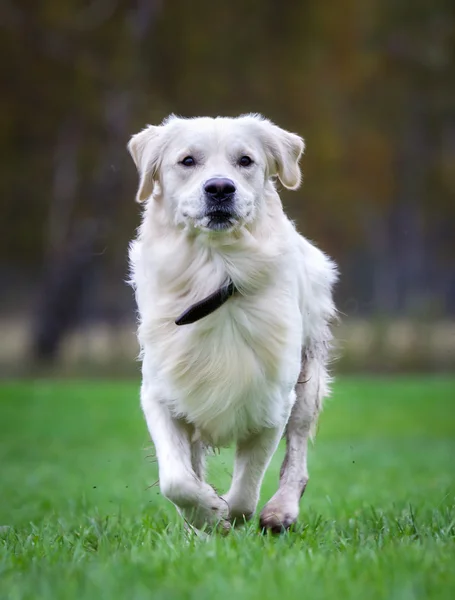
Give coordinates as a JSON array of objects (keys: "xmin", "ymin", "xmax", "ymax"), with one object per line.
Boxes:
[{"xmin": 175, "ymin": 280, "xmax": 236, "ymax": 326}]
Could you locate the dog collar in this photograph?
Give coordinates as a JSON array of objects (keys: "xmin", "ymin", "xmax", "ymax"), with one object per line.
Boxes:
[{"xmin": 175, "ymin": 280, "xmax": 237, "ymax": 326}]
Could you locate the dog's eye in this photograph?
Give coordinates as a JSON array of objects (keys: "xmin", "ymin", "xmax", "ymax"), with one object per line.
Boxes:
[
  {"xmin": 238, "ymin": 155, "xmax": 253, "ymax": 167},
  {"xmin": 180, "ymin": 156, "xmax": 196, "ymax": 167}
]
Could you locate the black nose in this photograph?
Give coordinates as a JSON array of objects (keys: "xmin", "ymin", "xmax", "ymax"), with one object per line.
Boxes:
[{"xmin": 204, "ymin": 178, "xmax": 236, "ymax": 202}]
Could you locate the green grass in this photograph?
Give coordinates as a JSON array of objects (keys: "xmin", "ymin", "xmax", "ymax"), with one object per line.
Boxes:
[{"xmin": 0, "ymin": 377, "xmax": 454, "ymax": 600}]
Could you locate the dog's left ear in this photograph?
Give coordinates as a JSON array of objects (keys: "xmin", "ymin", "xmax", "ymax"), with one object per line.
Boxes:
[
  {"xmin": 128, "ymin": 125, "xmax": 161, "ymax": 202},
  {"xmin": 250, "ymin": 117, "xmax": 305, "ymax": 190},
  {"xmin": 265, "ymin": 122, "xmax": 305, "ymax": 190}
]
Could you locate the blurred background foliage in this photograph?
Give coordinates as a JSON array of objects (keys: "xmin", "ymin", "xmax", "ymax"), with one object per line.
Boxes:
[{"xmin": 0, "ymin": 0, "xmax": 454, "ymax": 372}]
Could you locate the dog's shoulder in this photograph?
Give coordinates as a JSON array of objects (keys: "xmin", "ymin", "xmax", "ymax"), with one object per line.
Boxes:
[{"xmin": 286, "ymin": 229, "xmax": 338, "ymax": 344}]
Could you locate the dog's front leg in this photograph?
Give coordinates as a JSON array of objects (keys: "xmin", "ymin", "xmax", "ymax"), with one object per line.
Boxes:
[
  {"xmin": 141, "ymin": 382, "xmax": 230, "ymax": 532},
  {"xmin": 222, "ymin": 425, "xmax": 285, "ymax": 523}
]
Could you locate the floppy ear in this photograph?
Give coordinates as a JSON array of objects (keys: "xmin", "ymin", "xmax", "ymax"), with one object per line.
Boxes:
[
  {"xmin": 247, "ymin": 116, "xmax": 304, "ymax": 190},
  {"xmin": 264, "ymin": 122, "xmax": 305, "ymax": 190},
  {"xmin": 127, "ymin": 125, "xmax": 161, "ymax": 202}
]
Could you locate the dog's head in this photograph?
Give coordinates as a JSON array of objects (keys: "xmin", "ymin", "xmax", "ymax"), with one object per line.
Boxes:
[{"xmin": 128, "ymin": 114, "xmax": 304, "ymax": 233}]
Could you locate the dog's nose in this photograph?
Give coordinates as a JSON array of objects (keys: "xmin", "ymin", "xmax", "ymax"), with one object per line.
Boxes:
[{"xmin": 204, "ymin": 178, "xmax": 236, "ymax": 202}]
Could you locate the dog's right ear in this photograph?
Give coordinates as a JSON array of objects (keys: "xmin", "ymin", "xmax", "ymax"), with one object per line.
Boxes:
[{"xmin": 127, "ymin": 125, "xmax": 161, "ymax": 203}]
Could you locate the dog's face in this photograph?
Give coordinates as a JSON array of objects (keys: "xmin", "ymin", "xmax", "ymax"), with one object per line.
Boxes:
[{"xmin": 128, "ymin": 115, "xmax": 304, "ymax": 233}]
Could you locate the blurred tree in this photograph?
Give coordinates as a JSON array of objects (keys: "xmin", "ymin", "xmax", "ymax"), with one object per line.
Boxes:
[{"xmin": 0, "ymin": 0, "xmax": 454, "ymax": 357}]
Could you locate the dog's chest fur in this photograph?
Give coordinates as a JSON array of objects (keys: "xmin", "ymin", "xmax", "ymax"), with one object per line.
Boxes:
[
  {"xmin": 131, "ymin": 228, "xmax": 302, "ymax": 445},
  {"xmin": 163, "ymin": 293, "xmax": 299, "ymax": 444}
]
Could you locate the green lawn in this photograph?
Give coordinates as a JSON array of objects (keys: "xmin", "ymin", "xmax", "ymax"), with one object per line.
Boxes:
[{"xmin": 0, "ymin": 378, "xmax": 454, "ymax": 600}]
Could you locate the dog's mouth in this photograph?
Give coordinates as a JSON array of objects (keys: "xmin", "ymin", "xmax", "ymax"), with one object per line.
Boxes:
[{"xmin": 205, "ymin": 210, "xmax": 235, "ymax": 231}]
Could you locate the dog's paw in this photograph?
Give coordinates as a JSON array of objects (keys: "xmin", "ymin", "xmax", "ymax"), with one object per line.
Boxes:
[
  {"xmin": 183, "ymin": 514, "xmax": 231, "ymax": 537},
  {"xmin": 181, "ymin": 507, "xmax": 231, "ymax": 534},
  {"xmin": 221, "ymin": 493, "xmax": 256, "ymax": 526},
  {"xmin": 176, "ymin": 482, "xmax": 230, "ymax": 533},
  {"xmin": 259, "ymin": 497, "xmax": 299, "ymax": 533}
]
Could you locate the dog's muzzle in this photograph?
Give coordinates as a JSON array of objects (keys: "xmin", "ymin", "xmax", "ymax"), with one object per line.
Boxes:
[{"xmin": 203, "ymin": 178, "xmax": 237, "ymax": 230}]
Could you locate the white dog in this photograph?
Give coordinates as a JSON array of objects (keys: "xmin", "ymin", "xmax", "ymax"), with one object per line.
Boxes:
[{"xmin": 128, "ymin": 114, "xmax": 337, "ymax": 533}]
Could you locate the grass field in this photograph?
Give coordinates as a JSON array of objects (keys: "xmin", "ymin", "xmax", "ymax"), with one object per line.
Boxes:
[{"xmin": 1, "ymin": 377, "xmax": 454, "ymax": 600}]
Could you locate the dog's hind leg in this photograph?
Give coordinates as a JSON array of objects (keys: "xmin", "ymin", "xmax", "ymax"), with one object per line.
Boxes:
[
  {"xmin": 190, "ymin": 437, "xmax": 206, "ymax": 480},
  {"xmin": 259, "ymin": 347, "xmax": 330, "ymax": 532},
  {"xmin": 222, "ymin": 425, "xmax": 286, "ymax": 524}
]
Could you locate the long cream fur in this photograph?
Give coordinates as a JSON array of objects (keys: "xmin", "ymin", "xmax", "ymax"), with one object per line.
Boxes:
[{"xmin": 128, "ymin": 114, "xmax": 337, "ymax": 532}]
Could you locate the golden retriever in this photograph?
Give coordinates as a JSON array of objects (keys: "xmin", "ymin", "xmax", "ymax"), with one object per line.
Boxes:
[{"xmin": 128, "ymin": 114, "xmax": 337, "ymax": 533}]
